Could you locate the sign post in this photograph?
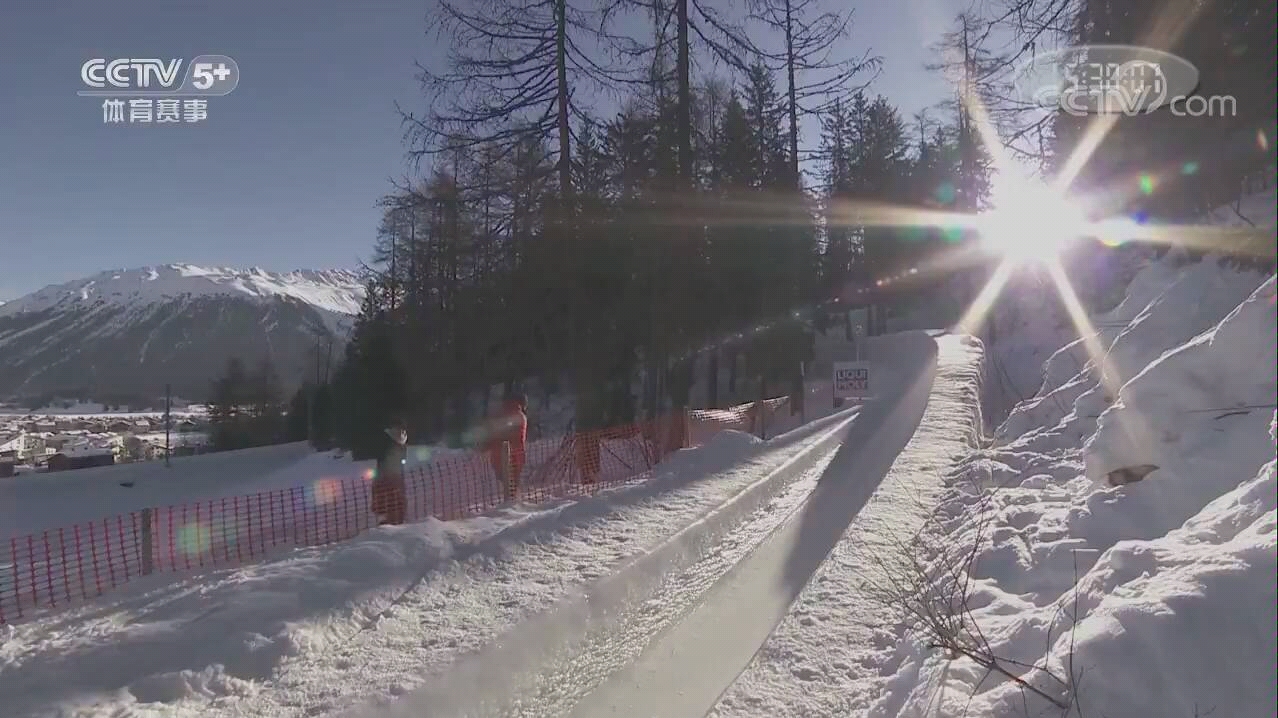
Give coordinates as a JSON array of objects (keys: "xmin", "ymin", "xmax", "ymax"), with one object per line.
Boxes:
[{"xmin": 833, "ymin": 360, "xmax": 871, "ymax": 408}]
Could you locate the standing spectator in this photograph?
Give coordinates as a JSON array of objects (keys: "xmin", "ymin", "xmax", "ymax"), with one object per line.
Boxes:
[
  {"xmin": 371, "ymin": 416, "xmax": 409, "ymax": 525},
  {"xmin": 486, "ymin": 393, "xmax": 528, "ymax": 499}
]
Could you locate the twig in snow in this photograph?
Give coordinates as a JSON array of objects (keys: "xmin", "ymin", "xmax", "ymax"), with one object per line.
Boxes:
[{"xmin": 859, "ymin": 476, "xmax": 1074, "ymax": 713}]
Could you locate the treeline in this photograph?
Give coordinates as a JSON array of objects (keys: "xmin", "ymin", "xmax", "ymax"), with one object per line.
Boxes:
[
  {"xmin": 949, "ymin": 0, "xmax": 1274, "ymax": 248},
  {"xmin": 318, "ymin": 0, "xmax": 1271, "ymax": 458},
  {"xmin": 1053, "ymin": 0, "xmax": 1274, "ymax": 228},
  {"xmin": 315, "ymin": 0, "xmax": 998, "ymax": 457},
  {"xmin": 205, "ymin": 357, "xmax": 282, "ymax": 450}
]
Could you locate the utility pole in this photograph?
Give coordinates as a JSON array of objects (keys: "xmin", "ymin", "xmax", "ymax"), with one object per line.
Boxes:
[
  {"xmin": 163, "ymin": 383, "xmax": 172, "ymax": 467},
  {"xmin": 409, "ymin": 205, "xmax": 416, "ymax": 310},
  {"xmin": 389, "ymin": 205, "xmax": 401, "ymax": 313},
  {"xmin": 307, "ymin": 340, "xmax": 318, "ymax": 446}
]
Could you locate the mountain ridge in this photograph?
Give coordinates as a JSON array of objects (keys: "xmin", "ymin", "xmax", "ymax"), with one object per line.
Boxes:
[
  {"xmin": 0, "ymin": 264, "xmax": 366, "ymax": 403},
  {"xmin": 0, "ymin": 264, "xmax": 364, "ymax": 318}
]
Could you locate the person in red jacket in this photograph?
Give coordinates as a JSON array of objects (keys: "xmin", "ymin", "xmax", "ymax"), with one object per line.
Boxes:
[
  {"xmin": 372, "ymin": 416, "xmax": 409, "ymax": 525},
  {"xmin": 486, "ymin": 393, "xmax": 527, "ymax": 499}
]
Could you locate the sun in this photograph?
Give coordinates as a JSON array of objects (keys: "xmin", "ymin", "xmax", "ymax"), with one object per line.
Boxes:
[{"xmin": 975, "ymin": 179, "xmax": 1090, "ymax": 264}]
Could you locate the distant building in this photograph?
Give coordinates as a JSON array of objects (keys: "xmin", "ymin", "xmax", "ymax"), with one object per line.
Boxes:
[
  {"xmin": 47, "ymin": 445, "xmax": 115, "ymax": 472},
  {"xmin": 0, "ymin": 431, "xmax": 43, "ymax": 462},
  {"xmin": 0, "ymin": 432, "xmax": 23, "ymax": 458},
  {"xmin": 107, "ymin": 420, "xmax": 134, "ymax": 433}
]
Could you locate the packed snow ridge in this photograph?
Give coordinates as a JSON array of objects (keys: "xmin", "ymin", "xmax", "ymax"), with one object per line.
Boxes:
[
  {"xmin": 870, "ymin": 257, "xmax": 1276, "ymax": 718},
  {"xmin": 0, "ymin": 264, "xmax": 365, "ymax": 318}
]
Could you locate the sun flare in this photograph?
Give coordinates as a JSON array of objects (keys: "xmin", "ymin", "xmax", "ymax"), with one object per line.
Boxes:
[{"xmin": 976, "ymin": 180, "xmax": 1091, "ymax": 264}]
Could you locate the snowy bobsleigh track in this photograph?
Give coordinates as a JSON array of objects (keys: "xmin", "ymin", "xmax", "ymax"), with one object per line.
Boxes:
[{"xmin": 344, "ymin": 331, "xmax": 944, "ymax": 718}]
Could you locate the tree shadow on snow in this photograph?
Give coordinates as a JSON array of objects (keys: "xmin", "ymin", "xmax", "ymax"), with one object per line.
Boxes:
[
  {"xmin": 779, "ymin": 333, "xmax": 938, "ymax": 599},
  {"xmin": 0, "ymin": 407, "xmax": 858, "ymax": 717}
]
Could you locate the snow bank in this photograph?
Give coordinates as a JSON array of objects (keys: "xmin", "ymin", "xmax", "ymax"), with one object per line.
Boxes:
[
  {"xmin": 996, "ymin": 253, "xmax": 1271, "ymax": 449},
  {"xmin": 0, "ymin": 517, "xmax": 459, "ymax": 716},
  {"xmin": 711, "ymin": 334, "xmax": 983, "ymax": 718},
  {"xmin": 884, "ymin": 419, "xmax": 1277, "ymax": 718},
  {"xmin": 0, "ymin": 405, "xmax": 855, "ymax": 717},
  {"xmin": 1082, "ymin": 277, "xmax": 1276, "ymax": 536},
  {"xmin": 0, "ymin": 442, "xmax": 316, "ymax": 536},
  {"xmin": 873, "ymin": 226, "xmax": 1276, "ymax": 715},
  {"xmin": 1204, "ymin": 185, "xmax": 1277, "ymax": 228}
]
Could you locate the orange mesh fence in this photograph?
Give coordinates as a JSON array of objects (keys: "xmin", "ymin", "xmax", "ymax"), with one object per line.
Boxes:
[
  {"xmin": 688, "ymin": 397, "xmax": 791, "ymax": 443},
  {"xmin": 0, "ymin": 398, "xmax": 790, "ymax": 623}
]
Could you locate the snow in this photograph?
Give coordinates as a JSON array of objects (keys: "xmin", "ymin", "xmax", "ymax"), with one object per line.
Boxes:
[
  {"xmin": 4, "ymin": 404, "xmax": 207, "ymax": 417},
  {"xmin": 996, "ymin": 252, "xmax": 1270, "ymax": 449},
  {"xmin": 0, "ymin": 443, "xmax": 316, "ymax": 536},
  {"xmin": 3, "ymin": 187, "xmax": 1274, "ymax": 717},
  {"xmin": 0, "ymin": 412, "xmax": 853, "ymax": 717},
  {"xmin": 709, "ymin": 333, "xmax": 984, "ymax": 717},
  {"xmin": 0, "ymin": 264, "xmax": 364, "ymax": 319},
  {"xmin": 1204, "ymin": 185, "xmax": 1277, "ymax": 228},
  {"xmin": 861, "ymin": 268, "xmax": 1276, "ymax": 713}
]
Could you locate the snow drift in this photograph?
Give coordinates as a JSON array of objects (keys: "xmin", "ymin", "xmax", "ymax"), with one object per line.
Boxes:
[{"xmin": 874, "ymin": 253, "xmax": 1276, "ymax": 718}]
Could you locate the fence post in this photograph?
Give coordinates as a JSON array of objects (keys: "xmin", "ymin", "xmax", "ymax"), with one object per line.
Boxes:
[
  {"xmin": 759, "ymin": 400, "xmax": 768, "ymax": 441},
  {"xmin": 798, "ymin": 361, "xmax": 806, "ymax": 425},
  {"xmin": 500, "ymin": 441, "xmax": 514, "ymax": 501},
  {"xmin": 140, "ymin": 507, "xmax": 154, "ymax": 575}
]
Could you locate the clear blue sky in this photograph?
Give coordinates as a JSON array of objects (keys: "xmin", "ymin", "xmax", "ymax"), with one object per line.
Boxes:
[{"xmin": 0, "ymin": 0, "xmax": 962, "ymax": 301}]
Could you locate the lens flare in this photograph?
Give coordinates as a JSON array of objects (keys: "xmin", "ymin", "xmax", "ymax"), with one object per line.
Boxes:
[
  {"xmin": 976, "ymin": 180, "xmax": 1089, "ymax": 264},
  {"xmin": 176, "ymin": 521, "xmax": 212, "ymax": 559},
  {"xmin": 312, "ymin": 478, "xmax": 343, "ymax": 506}
]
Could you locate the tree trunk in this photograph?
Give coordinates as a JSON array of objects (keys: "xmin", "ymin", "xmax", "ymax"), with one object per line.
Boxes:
[
  {"xmin": 783, "ymin": 0, "xmax": 801, "ymax": 189},
  {"xmin": 676, "ymin": 0, "xmax": 692, "ymax": 189},
  {"xmin": 727, "ymin": 348, "xmax": 738, "ymax": 395},
  {"xmin": 555, "ymin": 0, "xmax": 572, "ymax": 201},
  {"xmin": 707, "ymin": 350, "xmax": 719, "ymax": 407}
]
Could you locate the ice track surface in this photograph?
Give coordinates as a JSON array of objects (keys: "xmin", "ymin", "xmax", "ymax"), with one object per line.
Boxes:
[{"xmin": 343, "ymin": 331, "xmax": 982, "ymax": 718}]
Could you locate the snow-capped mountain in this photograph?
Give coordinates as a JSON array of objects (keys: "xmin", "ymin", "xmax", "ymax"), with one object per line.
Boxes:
[{"xmin": 0, "ymin": 264, "xmax": 366, "ymax": 403}]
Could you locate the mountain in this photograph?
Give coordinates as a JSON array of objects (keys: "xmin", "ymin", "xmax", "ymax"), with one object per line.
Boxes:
[{"xmin": 0, "ymin": 264, "xmax": 365, "ymax": 403}]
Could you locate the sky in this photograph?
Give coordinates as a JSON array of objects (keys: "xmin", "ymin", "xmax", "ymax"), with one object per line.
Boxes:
[{"xmin": 0, "ymin": 0, "xmax": 963, "ymax": 301}]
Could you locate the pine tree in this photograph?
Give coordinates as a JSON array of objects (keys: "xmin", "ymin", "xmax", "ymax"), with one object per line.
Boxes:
[{"xmin": 208, "ymin": 357, "xmax": 249, "ymax": 451}]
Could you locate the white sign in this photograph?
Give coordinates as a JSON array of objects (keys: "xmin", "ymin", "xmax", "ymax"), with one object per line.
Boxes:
[{"xmin": 833, "ymin": 361, "xmax": 870, "ymax": 399}]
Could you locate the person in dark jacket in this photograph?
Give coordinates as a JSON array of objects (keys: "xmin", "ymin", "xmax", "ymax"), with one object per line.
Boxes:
[
  {"xmin": 371, "ymin": 416, "xmax": 409, "ymax": 525},
  {"xmin": 486, "ymin": 393, "xmax": 528, "ymax": 499}
]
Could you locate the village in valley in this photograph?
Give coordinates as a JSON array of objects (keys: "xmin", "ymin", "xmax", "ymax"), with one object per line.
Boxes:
[{"xmin": 0, "ymin": 402, "xmax": 211, "ymax": 476}]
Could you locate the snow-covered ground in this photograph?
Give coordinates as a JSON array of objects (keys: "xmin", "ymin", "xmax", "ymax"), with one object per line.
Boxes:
[
  {"xmin": 708, "ymin": 333, "xmax": 983, "ymax": 717},
  {"xmin": 0, "ymin": 442, "xmax": 318, "ymax": 536},
  {"xmin": 353, "ymin": 331, "xmax": 957, "ymax": 718},
  {"xmin": 0, "ymin": 327, "xmax": 968, "ymax": 718},
  {"xmin": 0, "ymin": 405, "xmax": 208, "ymax": 417},
  {"xmin": 864, "ymin": 265, "xmax": 1276, "ymax": 715},
  {"xmin": 2, "ymin": 188, "xmax": 1274, "ymax": 718},
  {"xmin": 0, "ymin": 408, "xmax": 858, "ymax": 717}
]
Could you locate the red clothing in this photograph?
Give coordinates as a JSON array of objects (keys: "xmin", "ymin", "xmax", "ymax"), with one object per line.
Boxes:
[{"xmin": 486, "ymin": 400, "xmax": 527, "ymax": 482}]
